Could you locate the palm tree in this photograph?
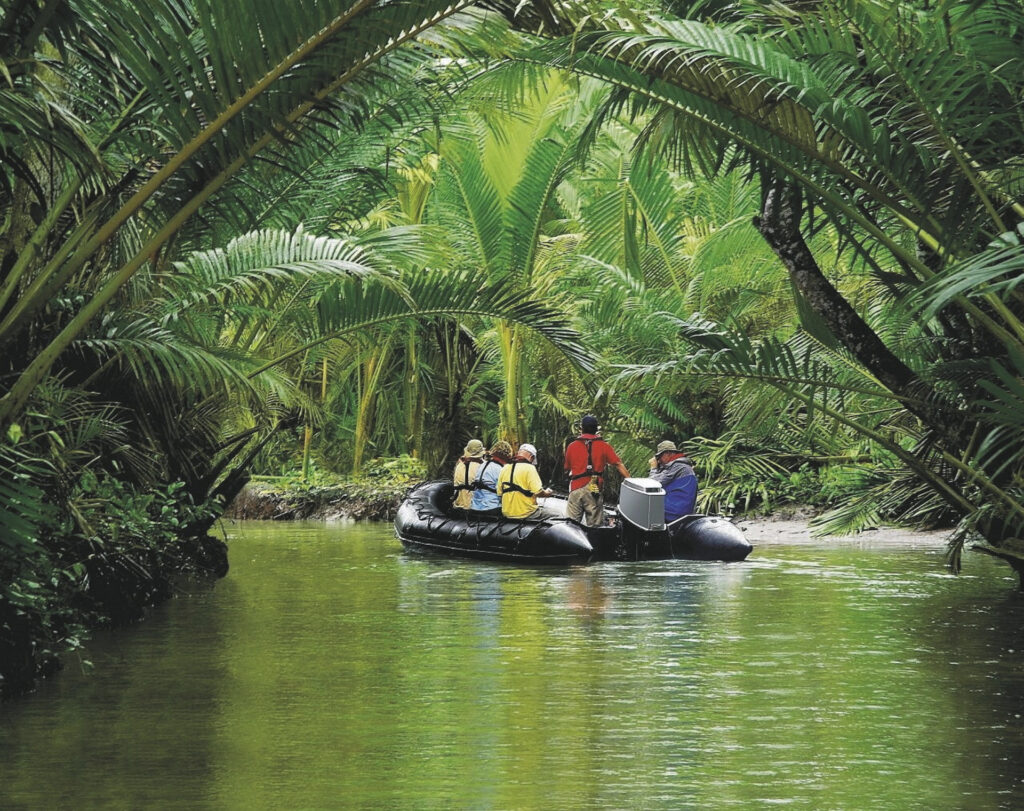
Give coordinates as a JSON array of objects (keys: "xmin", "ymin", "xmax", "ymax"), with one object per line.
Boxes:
[
  {"xmin": 564, "ymin": 136, "xmax": 878, "ymax": 505},
  {"xmin": 540, "ymin": 0, "xmax": 1024, "ymax": 573},
  {"xmin": 0, "ymin": 0, "xmax": 573, "ymax": 429},
  {"xmin": 429, "ymin": 73, "xmax": 605, "ymax": 444}
]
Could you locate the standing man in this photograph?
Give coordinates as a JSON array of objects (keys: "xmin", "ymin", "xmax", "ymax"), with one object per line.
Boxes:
[
  {"xmin": 563, "ymin": 415, "xmax": 630, "ymax": 527},
  {"xmin": 497, "ymin": 443, "xmax": 556, "ymax": 520}
]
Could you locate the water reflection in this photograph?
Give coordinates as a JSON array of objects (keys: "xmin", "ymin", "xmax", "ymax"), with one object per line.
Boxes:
[
  {"xmin": 565, "ymin": 568, "xmax": 611, "ymax": 624},
  {"xmin": 1, "ymin": 522, "xmax": 1022, "ymax": 808}
]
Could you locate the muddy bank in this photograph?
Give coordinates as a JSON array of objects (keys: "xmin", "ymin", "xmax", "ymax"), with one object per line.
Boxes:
[
  {"xmin": 225, "ymin": 481, "xmax": 409, "ymax": 522},
  {"xmin": 737, "ymin": 517, "xmax": 953, "ymax": 549}
]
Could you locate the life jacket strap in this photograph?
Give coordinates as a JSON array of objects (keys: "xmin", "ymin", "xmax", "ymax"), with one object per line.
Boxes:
[
  {"xmin": 501, "ymin": 462, "xmax": 536, "ymax": 498},
  {"xmin": 568, "ymin": 438, "xmax": 604, "ymax": 482},
  {"xmin": 454, "ymin": 458, "xmax": 480, "ymax": 492},
  {"xmin": 474, "ymin": 459, "xmax": 500, "ymax": 493}
]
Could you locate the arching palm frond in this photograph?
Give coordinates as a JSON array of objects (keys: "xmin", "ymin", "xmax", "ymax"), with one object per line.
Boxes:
[
  {"xmin": 160, "ymin": 226, "xmax": 403, "ymax": 311},
  {"xmin": 1, "ymin": 0, "xmax": 575, "ymax": 427},
  {"xmin": 295, "ymin": 268, "xmax": 593, "ymax": 374}
]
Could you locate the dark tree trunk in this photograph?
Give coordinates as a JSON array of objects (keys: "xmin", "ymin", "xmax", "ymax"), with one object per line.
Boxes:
[{"xmin": 753, "ymin": 179, "xmax": 960, "ymax": 450}]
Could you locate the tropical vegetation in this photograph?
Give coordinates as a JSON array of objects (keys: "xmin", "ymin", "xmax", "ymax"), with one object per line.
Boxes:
[{"xmin": 2, "ymin": 0, "xmax": 1023, "ymax": 694}]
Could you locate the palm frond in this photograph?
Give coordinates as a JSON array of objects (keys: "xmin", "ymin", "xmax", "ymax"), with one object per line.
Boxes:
[{"xmin": 0, "ymin": 444, "xmax": 54, "ymax": 555}]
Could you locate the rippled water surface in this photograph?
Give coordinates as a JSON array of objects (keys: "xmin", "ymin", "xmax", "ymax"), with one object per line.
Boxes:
[{"xmin": 3, "ymin": 521, "xmax": 1024, "ymax": 809}]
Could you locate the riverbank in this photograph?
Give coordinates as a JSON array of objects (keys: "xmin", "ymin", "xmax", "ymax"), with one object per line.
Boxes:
[
  {"xmin": 0, "ymin": 531, "xmax": 227, "ymax": 701},
  {"xmin": 225, "ymin": 479, "xmax": 960, "ymax": 557},
  {"xmin": 224, "ymin": 479, "xmax": 827, "ymax": 524},
  {"xmin": 736, "ymin": 517, "xmax": 952, "ymax": 548},
  {"xmin": 224, "ymin": 480, "xmax": 409, "ymax": 521}
]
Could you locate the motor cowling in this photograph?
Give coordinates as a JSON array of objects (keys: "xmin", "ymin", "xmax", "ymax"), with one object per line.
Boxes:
[{"xmin": 617, "ymin": 477, "xmax": 667, "ymax": 531}]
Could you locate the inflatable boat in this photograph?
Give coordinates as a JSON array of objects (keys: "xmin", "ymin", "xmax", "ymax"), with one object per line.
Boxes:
[{"xmin": 394, "ymin": 478, "xmax": 752, "ymax": 564}]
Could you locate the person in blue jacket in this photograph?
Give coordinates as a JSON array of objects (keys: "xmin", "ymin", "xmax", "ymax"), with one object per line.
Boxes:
[
  {"xmin": 471, "ymin": 440, "xmax": 514, "ymax": 515},
  {"xmin": 648, "ymin": 440, "xmax": 698, "ymax": 522}
]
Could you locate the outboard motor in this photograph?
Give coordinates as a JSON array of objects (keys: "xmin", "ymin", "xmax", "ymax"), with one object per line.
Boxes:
[
  {"xmin": 615, "ymin": 478, "xmax": 672, "ymax": 559},
  {"xmin": 618, "ymin": 478, "xmax": 666, "ymax": 531}
]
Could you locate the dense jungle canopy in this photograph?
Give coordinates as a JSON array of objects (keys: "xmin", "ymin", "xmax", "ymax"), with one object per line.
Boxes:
[{"xmin": 2, "ymin": 0, "xmax": 1024, "ymax": 691}]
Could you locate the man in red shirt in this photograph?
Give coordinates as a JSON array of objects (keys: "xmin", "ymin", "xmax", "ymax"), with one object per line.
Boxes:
[{"xmin": 563, "ymin": 414, "xmax": 630, "ymax": 527}]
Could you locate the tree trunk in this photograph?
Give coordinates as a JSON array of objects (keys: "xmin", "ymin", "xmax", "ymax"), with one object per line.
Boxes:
[
  {"xmin": 353, "ymin": 338, "xmax": 392, "ymax": 474},
  {"xmin": 497, "ymin": 321, "xmax": 526, "ymax": 447},
  {"xmin": 753, "ymin": 180, "xmax": 955, "ymax": 446}
]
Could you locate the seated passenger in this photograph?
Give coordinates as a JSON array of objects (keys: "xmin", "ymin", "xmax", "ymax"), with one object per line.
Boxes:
[
  {"xmin": 497, "ymin": 443, "xmax": 556, "ymax": 520},
  {"xmin": 649, "ymin": 440, "xmax": 698, "ymax": 522},
  {"xmin": 452, "ymin": 438, "xmax": 485, "ymax": 509},
  {"xmin": 471, "ymin": 440, "xmax": 513, "ymax": 515}
]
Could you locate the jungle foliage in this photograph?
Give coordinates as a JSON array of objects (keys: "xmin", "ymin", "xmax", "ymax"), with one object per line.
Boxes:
[
  {"xmin": 546, "ymin": 0, "xmax": 1024, "ymax": 573},
  {"xmin": 3, "ymin": 0, "xmax": 1024, "ymax": 693}
]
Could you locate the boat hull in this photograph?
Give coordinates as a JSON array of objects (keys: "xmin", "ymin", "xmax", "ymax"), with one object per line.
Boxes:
[
  {"xmin": 394, "ymin": 481, "xmax": 752, "ymax": 564},
  {"xmin": 584, "ymin": 516, "xmax": 752, "ymax": 562},
  {"xmin": 395, "ymin": 482, "xmax": 592, "ymax": 564},
  {"xmin": 668, "ymin": 515, "xmax": 752, "ymax": 561}
]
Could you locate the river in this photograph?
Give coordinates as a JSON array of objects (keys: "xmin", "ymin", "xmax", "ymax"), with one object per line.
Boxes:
[{"xmin": 2, "ymin": 520, "xmax": 1024, "ymax": 809}]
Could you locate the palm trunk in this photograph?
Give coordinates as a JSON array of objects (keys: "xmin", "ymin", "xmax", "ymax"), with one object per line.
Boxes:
[
  {"xmin": 352, "ymin": 338, "xmax": 392, "ymax": 474},
  {"xmin": 497, "ymin": 321, "xmax": 527, "ymax": 447},
  {"xmin": 301, "ymin": 425, "xmax": 313, "ymax": 481},
  {"xmin": 754, "ymin": 180, "xmax": 957, "ymax": 446},
  {"xmin": 405, "ymin": 328, "xmax": 422, "ymax": 459},
  {"xmin": 300, "ymin": 357, "xmax": 328, "ymax": 481}
]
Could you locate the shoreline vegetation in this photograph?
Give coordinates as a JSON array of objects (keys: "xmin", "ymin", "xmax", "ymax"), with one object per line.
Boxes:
[
  {"xmin": 0, "ymin": 467, "xmax": 418, "ymax": 700},
  {"xmin": 5, "ymin": 1, "xmax": 1024, "ymax": 702},
  {"xmin": 0, "ymin": 527, "xmax": 227, "ymax": 701}
]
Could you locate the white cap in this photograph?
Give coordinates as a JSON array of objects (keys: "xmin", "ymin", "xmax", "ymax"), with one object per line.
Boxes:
[{"xmin": 518, "ymin": 443, "xmax": 537, "ymax": 458}]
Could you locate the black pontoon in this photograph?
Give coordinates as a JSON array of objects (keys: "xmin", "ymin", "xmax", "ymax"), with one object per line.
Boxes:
[{"xmin": 394, "ymin": 478, "xmax": 752, "ymax": 564}]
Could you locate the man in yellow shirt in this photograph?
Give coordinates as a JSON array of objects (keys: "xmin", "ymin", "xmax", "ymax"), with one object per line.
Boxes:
[{"xmin": 497, "ymin": 443, "xmax": 556, "ymax": 520}]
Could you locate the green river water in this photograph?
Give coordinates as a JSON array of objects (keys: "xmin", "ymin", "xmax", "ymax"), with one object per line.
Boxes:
[{"xmin": 2, "ymin": 520, "xmax": 1024, "ymax": 809}]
